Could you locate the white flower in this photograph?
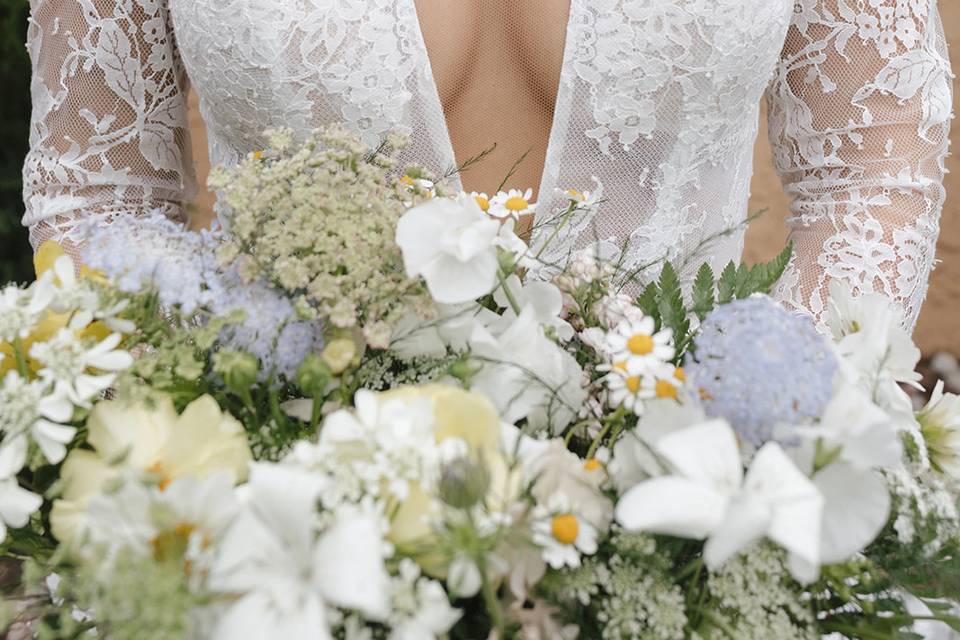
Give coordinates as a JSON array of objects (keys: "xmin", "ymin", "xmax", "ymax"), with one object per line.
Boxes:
[
  {"xmin": 827, "ymin": 280, "xmax": 921, "ymax": 413},
  {"xmin": 532, "ymin": 493, "xmax": 599, "ymax": 569},
  {"xmin": 608, "ymin": 399, "xmax": 706, "ymax": 492},
  {"xmin": 0, "ymin": 371, "xmax": 75, "ymax": 464},
  {"xmin": 604, "ymin": 317, "xmax": 675, "ymax": 374},
  {"xmin": 0, "ymin": 478, "xmax": 42, "ymax": 543},
  {"xmin": 469, "ymin": 306, "xmax": 586, "ymax": 433},
  {"xmin": 0, "ymin": 283, "xmax": 49, "ymax": 343},
  {"xmin": 29, "ymin": 330, "xmax": 133, "ymax": 406},
  {"xmin": 447, "ymin": 555, "xmax": 482, "ymax": 598},
  {"xmin": 491, "ymin": 275, "xmax": 574, "ymax": 341},
  {"xmin": 917, "ymin": 380, "xmax": 960, "ymax": 482},
  {"xmin": 396, "ymin": 196, "xmax": 501, "ymax": 304},
  {"xmin": 489, "ymin": 188, "xmax": 537, "ymax": 220},
  {"xmin": 604, "ymin": 366, "xmax": 655, "ymax": 415},
  {"xmin": 558, "ymin": 179, "xmax": 603, "ymax": 209},
  {"xmin": 208, "ymin": 463, "xmax": 390, "ymax": 640},
  {"xmin": 616, "ymin": 420, "xmax": 823, "ymax": 582},
  {"xmin": 387, "ymin": 559, "xmax": 461, "ymax": 640},
  {"xmin": 81, "ymin": 473, "xmax": 241, "ymax": 566}
]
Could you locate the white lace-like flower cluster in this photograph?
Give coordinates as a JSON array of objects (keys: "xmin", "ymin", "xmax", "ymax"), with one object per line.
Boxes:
[{"xmin": 0, "ymin": 249, "xmax": 133, "ymax": 542}]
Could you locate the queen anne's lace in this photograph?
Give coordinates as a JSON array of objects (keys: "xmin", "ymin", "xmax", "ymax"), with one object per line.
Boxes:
[{"xmin": 22, "ymin": 0, "xmax": 952, "ymax": 330}]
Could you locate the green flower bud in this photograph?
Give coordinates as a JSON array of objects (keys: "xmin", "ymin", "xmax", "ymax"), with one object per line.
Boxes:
[
  {"xmin": 213, "ymin": 350, "xmax": 259, "ymax": 392},
  {"xmin": 448, "ymin": 357, "xmax": 481, "ymax": 385},
  {"xmin": 296, "ymin": 353, "xmax": 333, "ymax": 398},
  {"xmin": 439, "ymin": 457, "xmax": 490, "ymax": 510}
]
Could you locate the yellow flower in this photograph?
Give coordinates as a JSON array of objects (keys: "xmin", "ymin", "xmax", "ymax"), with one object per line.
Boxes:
[
  {"xmin": 321, "ymin": 338, "xmax": 358, "ymax": 374},
  {"xmin": 51, "ymin": 394, "xmax": 252, "ymax": 544}
]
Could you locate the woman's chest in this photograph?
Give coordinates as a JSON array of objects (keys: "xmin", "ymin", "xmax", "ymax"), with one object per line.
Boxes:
[{"xmin": 168, "ymin": 0, "xmax": 794, "ymax": 152}]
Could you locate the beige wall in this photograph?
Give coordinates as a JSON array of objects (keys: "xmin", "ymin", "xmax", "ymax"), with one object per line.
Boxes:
[{"xmin": 187, "ymin": 8, "xmax": 960, "ymax": 353}]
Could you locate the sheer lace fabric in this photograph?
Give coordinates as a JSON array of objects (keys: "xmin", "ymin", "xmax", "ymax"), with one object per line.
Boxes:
[{"xmin": 22, "ymin": 0, "xmax": 952, "ymax": 330}]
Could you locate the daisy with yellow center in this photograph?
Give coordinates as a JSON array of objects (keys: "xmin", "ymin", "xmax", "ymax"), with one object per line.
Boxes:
[
  {"xmin": 604, "ymin": 361, "xmax": 656, "ymax": 416},
  {"xmin": 605, "ymin": 316, "xmax": 675, "ymax": 373},
  {"xmin": 533, "ymin": 494, "xmax": 599, "ymax": 569},
  {"xmin": 469, "ymin": 191, "xmax": 491, "ymax": 212},
  {"xmin": 489, "ymin": 188, "xmax": 537, "ymax": 220}
]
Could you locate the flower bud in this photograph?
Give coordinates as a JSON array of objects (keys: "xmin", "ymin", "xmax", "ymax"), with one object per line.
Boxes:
[
  {"xmin": 296, "ymin": 353, "xmax": 333, "ymax": 398},
  {"xmin": 213, "ymin": 350, "xmax": 259, "ymax": 392},
  {"xmin": 439, "ymin": 457, "xmax": 490, "ymax": 510},
  {"xmin": 321, "ymin": 338, "xmax": 358, "ymax": 375},
  {"xmin": 448, "ymin": 555, "xmax": 482, "ymax": 598},
  {"xmin": 448, "ymin": 357, "xmax": 481, "ymax": 385}
]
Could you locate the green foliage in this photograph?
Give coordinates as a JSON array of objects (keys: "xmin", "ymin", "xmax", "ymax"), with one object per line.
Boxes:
[
  {"xmin": 637, "ymin": 243, "xmax": 793, "ymax": 361},
  {"xmin": 0, "ymin": 0, "xmax": 33, "ymax": 284}
]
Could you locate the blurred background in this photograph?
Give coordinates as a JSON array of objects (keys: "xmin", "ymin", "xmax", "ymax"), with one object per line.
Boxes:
[{"xmin": 1, "ymin": 0, "xmax": 957, "ymax": 380}]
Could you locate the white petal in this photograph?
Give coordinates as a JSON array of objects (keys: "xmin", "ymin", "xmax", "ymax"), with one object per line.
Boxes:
[
  {"xmin": 616, "ymin": 476, "xmax": 729, "ymax": 539},
  {"xmin": 314, "ymin": 515, "xmax": 390, "ymax": 620},
  {"xmin": 654, "ymin": 420, "xmax": 743, "ymax": 491},
  {"xmin": 703, "ymin": 496, "xmax": 772, "ymax": 568},
  {"xmin": 420, "ymin": 253, "xmax": 498, "ymax": 304},
  {"xmin": 744, "ymin": 443, "xmax": 823, "ymax": 567},
  {"xmin": 814, "ymin": 463, "xmax": 890, "ymax": 564},
  {"xmin": 87, "ymin": 349, "xmax": 134, "ymax": 372},
  {"xmin": 0, "ymin": 480, "xmax": 43, "ymax": 528},
  {"xmin": 0, "ymin": 437, "xmax": 28, "ymax": 479},
  {"xmin": 32, "ymin": 419, "xmax": 77, "ymax": 464}
]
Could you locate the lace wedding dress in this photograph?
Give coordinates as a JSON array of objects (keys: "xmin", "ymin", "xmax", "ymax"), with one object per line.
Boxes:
[{"xmin": 22, "ymin": 0, "xmax": 953, "ymax": 330}]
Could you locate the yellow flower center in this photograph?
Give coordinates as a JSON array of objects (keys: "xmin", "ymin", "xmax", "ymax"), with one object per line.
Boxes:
[
  {"xmin": 584, "ymin": 458, "xmax": 603, "ymax": 472},
  {"xmin": 674, "ymin": 367, "xmax": 686, "ymax": 382},
  {"xmin": 655, "ymin": 379, "xmax": 678, "ymax": 400},
  {"xmin": 147, "ymin": 461, "xmax": 172, "ymax": 491},
  {"xmin": 627, "ymin": 334, "xmax": 654, "ymax": 355},
  {"xmin": 475, "ymin": 196, "xmax": 490, "ymax": 211},
  {"xmin": 399, "ymin": 175, "xmax": 416, "ymax": 187},
  {"xmin": 566, "ymin": 189, "xmax": 581, "ymax": 199},
  {"xmin": 551, "ymin": 514, "xmax": 579, "ymax": 545},
  {"xmin": 613, "ymin": 360, "xmax": 627, "ymax": 372},
  {"xmin": 505, "ymin": 196, "xmax": 529, "ymax": 212},
  {"xmin": 625, "ymin": 375, "xmax": 642, "ymax": 394}
]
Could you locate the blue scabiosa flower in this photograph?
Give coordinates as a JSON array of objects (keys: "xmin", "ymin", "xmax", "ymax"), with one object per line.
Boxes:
[{"xmin": 685, "ymin": 295, "xmax": 837, "ymax": 446}]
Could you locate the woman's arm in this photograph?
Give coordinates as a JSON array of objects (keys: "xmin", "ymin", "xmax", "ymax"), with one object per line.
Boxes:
[
  {"xmin": 767, "ymin": 0, "xmax": 952, "ymax": 330},
  {"xmin": 22, "ymin": 0, "xmax": 195, "ymax": 255}
]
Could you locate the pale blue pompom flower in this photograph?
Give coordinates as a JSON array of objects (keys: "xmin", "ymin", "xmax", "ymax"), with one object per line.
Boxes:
[{"xmin": 685, "ymin": 295, "xmax": 838, "ymax": 446}]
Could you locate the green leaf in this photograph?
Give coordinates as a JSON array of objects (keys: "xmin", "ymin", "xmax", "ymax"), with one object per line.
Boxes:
[
  {"xmin": 636, "ymin": 282, "xmax": 660, "ymax": 325},
  {"xmin": 691, "ymin": 262, "xmax": 715, "ymax": 321},
  {"xmin": 717, "ymin": 262, "xmax": 737, "ymax": 304},
  {"xmin": 656, "ymin": 263, "xmax": 689, "ymax": 359}
]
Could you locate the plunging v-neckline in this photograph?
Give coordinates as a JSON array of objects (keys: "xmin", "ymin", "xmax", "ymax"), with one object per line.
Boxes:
[{"xmin": 406, "ymin": 0, "xmax": 577, "ymax": 214}]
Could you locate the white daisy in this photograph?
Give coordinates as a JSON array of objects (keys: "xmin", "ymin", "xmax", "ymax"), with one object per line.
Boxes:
[
  {"xmin": 468, "ymin": 191, "xmax": 491, "ymax": 214},
  {"xmin": 532, "ymin": 493, "xmax": 599, "ymax": 569},
  {"xmin": 29, "ymin": 329, "xmax": 133, "ymax": 406},
  {"xmin": 489, "ymin": 188, "xmax": 537, "ymax": 220},
  {"xmin": 0, "ymin": 371, "xmax": 75, "ymax": 464},
  {"xmin": 604, "ymin": 317, "xmax": 675, "ymax": 372},
  {"xmin": 604, "ymin": 365, "xmax": 655, "ymax": 415}
]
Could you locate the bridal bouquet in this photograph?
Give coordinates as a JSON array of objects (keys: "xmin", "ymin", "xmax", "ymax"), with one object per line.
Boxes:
[{"xmin": 2, "ymin": 128, "xmax": 958, "ymax": 640}]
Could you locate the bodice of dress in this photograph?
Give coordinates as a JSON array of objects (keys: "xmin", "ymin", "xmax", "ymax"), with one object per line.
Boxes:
[{"xmin": 22, "ymin": 0, "xmax": 953, "ymax": 329}]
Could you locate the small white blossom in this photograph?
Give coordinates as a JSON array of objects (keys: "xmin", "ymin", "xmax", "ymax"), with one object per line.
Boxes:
[{"xmin": 29, "ymin": 330, "xmax": 133, "ymax": 406}]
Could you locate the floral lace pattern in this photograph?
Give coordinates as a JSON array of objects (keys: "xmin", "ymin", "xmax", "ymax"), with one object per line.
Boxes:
[
  {"xmin": 22, "ymin": 0, "xmax": 951, "ymax": 331},
  {"xmin": 768, "ymin": 0, "xmax": 952, "ymax": 329}
]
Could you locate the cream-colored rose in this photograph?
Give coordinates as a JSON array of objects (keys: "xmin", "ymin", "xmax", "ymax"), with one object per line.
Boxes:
[{"xmin": 51, "ymin": 394, "xmax": 251, "ymax": 544}]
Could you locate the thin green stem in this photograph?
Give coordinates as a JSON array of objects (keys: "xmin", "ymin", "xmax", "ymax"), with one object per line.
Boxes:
[
  {"xmin": 497, "ymin": 269, "xmax": 521, "ymax": 315},
  {"xmin": 533, "ymin": 202, "xmax": 577, "ymax": 261},
  {"xmin": 12, "ymin": 337, "xmax": 30, "ymax": 378}
]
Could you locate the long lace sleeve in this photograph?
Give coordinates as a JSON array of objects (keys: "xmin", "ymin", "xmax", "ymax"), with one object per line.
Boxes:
[
  {"xmin": 22, "ymin": 0, "xmax": 195, "ymax": 252},
  {"xmin": 767, "ymin": 0, "xmax": 952, "ymax": 330}
]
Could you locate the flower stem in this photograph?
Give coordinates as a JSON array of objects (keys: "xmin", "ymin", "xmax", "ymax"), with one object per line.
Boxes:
[
  {"xmin": 533, "ymin": 202, "xmax": 576, "ymax": 261},
  {"xmin": 12, "ymin": 337, "xmax": 30, "ymax": 378},
  {"xmin": 497, "ymin": 269, "xmax": 521, "ymax": 315}
]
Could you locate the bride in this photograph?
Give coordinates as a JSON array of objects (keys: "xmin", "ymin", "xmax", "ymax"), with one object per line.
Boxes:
[{"xmin": 21, "ymin": 0, "xmax": 952, "ymax": 330}]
